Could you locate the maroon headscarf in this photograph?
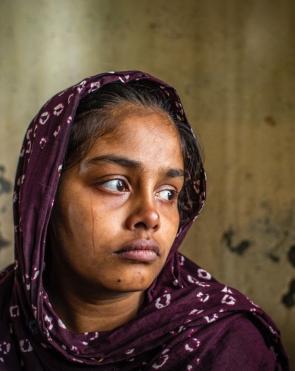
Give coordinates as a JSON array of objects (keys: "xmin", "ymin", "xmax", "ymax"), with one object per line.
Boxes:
[{"xmin": 0, "ymin": 71, "xmax": 289, "ymax": 370}]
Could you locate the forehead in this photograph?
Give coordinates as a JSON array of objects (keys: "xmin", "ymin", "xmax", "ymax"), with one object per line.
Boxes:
[{"xmin": 84, "ymin": 105, "xmax": 184, "ymax": 168}]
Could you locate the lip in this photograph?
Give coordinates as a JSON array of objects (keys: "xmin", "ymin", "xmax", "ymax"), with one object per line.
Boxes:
[{"xmin": 114, "ymin": 239, "xmax": 160, "ymax": 263}]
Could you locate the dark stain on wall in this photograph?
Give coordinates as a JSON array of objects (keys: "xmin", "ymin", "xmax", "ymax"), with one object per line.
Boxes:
[
  {"xmin": 265, "ymin": 230, "xmax": 289, "ymax": 264},
  {"xmin": 264, "ymin": 115, "xmax": 277, "ymax": 127},
  {"xmin": 0, "ymin": 164, "xmax": 12, "ymax": 249},
  {"xmin": 281, "ymin": 279, "xmax": 295, "ymax": 308},
  {"xmin": 0, "ymin": 228, "xmax": 10, "ymax": 249},
  {"xmin": 0, "ymin": 165, "xmax": 12, "ymax": 195},
  {"xmin": 266, "ymin": 252, "xmax": 280, "ymax": 263},
  {"xmin": 287, "ymin": 245, "xmax": 295, "ymax": 268},
  {"xmin": 221, "ymin": 228, "xmax": 252, "ymax": 255}
]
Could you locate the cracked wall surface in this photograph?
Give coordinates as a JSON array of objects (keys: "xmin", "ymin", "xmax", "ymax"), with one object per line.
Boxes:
[{"xmin": 0, "ymin": 0, "xmax": 294, "ymax": 366}]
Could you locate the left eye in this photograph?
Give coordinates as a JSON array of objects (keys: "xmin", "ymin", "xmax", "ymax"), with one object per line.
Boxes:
[
  {"xmin": 157, "ymin": 189, "xmax": 177, "ymax": 201},
  {"xmin": 100, "ymin": 179, "xmax": 129, "ymax": 192}
]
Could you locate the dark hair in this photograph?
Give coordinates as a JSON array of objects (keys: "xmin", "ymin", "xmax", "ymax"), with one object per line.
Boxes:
[{"xmin": 63, "ymin": 79, "xmax": 202, "ymax": 226}]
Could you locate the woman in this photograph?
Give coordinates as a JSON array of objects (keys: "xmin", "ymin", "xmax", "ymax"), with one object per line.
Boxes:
[{"xmin": 0, "ymin": 71, "xmax": 289, "ymax": 370}]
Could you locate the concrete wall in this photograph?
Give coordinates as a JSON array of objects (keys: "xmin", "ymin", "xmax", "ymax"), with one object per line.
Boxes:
[{"xmin": 0, "ymin": 0, "xmax": 294, "ymax": 367}]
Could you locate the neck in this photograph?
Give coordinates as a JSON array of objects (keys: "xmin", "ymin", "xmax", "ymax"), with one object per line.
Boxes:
[{"xmin": 45, "ymin": 268, "xmax": 144, "ymax": 333}]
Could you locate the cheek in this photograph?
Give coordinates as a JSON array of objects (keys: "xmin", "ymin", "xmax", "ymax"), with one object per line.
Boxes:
[
  {"xmin": 91, "ymin": 200, "xmax": 126, "ymax": 238},
  {"xmin": 164, "ymin": 206, "xmax": 180, "ymax": 233},
  {"xmin": 53, "ymin": 191, "xmax": 100, "ymax": 260},
  {"xmin": 63, "ymin": 199, "xmax": 93, "ymax": 236},
  {"xmin": 159, "ymin": 211, "xmax": 180, "ymax": 254}
]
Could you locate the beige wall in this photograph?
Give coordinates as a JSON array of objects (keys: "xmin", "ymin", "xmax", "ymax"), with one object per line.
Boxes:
[{"xmin": 0, "ymin": 0, "xmax": 294, "ymax": 367}]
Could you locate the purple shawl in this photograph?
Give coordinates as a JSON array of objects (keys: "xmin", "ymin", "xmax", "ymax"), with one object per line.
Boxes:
[{"xmin": 0, "ymin": 71, "xmax": 289, "ymax": 370}]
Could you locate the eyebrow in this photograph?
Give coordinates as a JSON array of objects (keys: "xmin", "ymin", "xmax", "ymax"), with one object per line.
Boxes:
[{"xmin": 86, "ymin": 154, "xmax": 184, "ymax": 178}]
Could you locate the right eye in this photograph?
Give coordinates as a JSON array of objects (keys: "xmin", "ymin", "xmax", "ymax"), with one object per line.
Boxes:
[{"xmin": 99, "ymin": 179, "xmax": 129, "ymax": 193}]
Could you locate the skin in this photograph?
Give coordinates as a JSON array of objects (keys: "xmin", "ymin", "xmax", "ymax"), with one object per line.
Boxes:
[{"xmin": 47, "ymin": 104, "xmax": 184, "ymax": 333}]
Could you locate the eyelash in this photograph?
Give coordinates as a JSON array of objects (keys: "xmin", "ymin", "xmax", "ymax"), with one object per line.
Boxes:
[
  {"xmin": 99, "ymin": 178, "xmax": 129, "ymax": 193},
  {"xmin": 96, "ymin": 178, "xmax": 179, "ymax": 202},
  {"xmin": 156, "ymin": 188, "xmax": 179, "ymax": 202}
]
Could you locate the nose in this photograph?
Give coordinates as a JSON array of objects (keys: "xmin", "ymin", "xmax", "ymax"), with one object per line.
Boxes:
[{"xmin": 125, "ymin": 196, "xmax": 160, "ymax": 232}]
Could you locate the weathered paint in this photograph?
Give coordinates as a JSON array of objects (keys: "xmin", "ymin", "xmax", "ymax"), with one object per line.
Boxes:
[
  {"xmin": 287, "ymin": 245, "xmax": 295, "ymax": 268},
  {"xmin": 282, "ymin": 279, "xmax": 295, "ymax": 308},
  {"xmin": 0, "ymin": 165, "xmax": 12, "ymax": 196},
  {"xmin": 221, "ymin": 228, "xmax": 252, "ymax": 255}
]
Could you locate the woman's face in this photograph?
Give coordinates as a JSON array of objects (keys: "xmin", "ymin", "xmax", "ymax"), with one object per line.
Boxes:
[{"xmin": 50, "ymin": 104, "xmax": 184, "ymax": 296}]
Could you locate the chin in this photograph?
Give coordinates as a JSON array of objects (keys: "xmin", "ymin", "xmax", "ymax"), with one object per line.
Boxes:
[
  {"xmin": 115, "ymin": 285, "xmax": 148, "ymax": 293},
  {"xmin": 111, "ymin": 273, "xmax": 155, "ymax": 293}
]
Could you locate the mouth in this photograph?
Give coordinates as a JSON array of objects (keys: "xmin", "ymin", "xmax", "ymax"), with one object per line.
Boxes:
[{"xmin": 114, "ymin": 239, "xmax": 160, "ymax": 263}]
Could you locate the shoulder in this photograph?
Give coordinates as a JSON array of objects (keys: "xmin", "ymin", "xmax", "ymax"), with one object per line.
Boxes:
[
  {"xmin": 0, "ymin": 264, "xmax": 15, "ymax": 316},
  {"xmin": 165, "ymin": 255, "xmax": 289, "ymax": 369},
  {"xmin": 146, "ymin": 312, "xmax": 289, "ymax": 371},
  {"xmin": 151, "ymin": 312, "xmax": 287, "ymax": 370},
  {"xmin": 195, "ymin": 312, "xmax": 288, "ymax": 370}
]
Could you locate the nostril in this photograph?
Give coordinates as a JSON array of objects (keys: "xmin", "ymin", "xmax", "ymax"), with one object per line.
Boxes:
[{"xmin": 134, "ymin": 221, "xmax": 148, "ymax": 230}]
